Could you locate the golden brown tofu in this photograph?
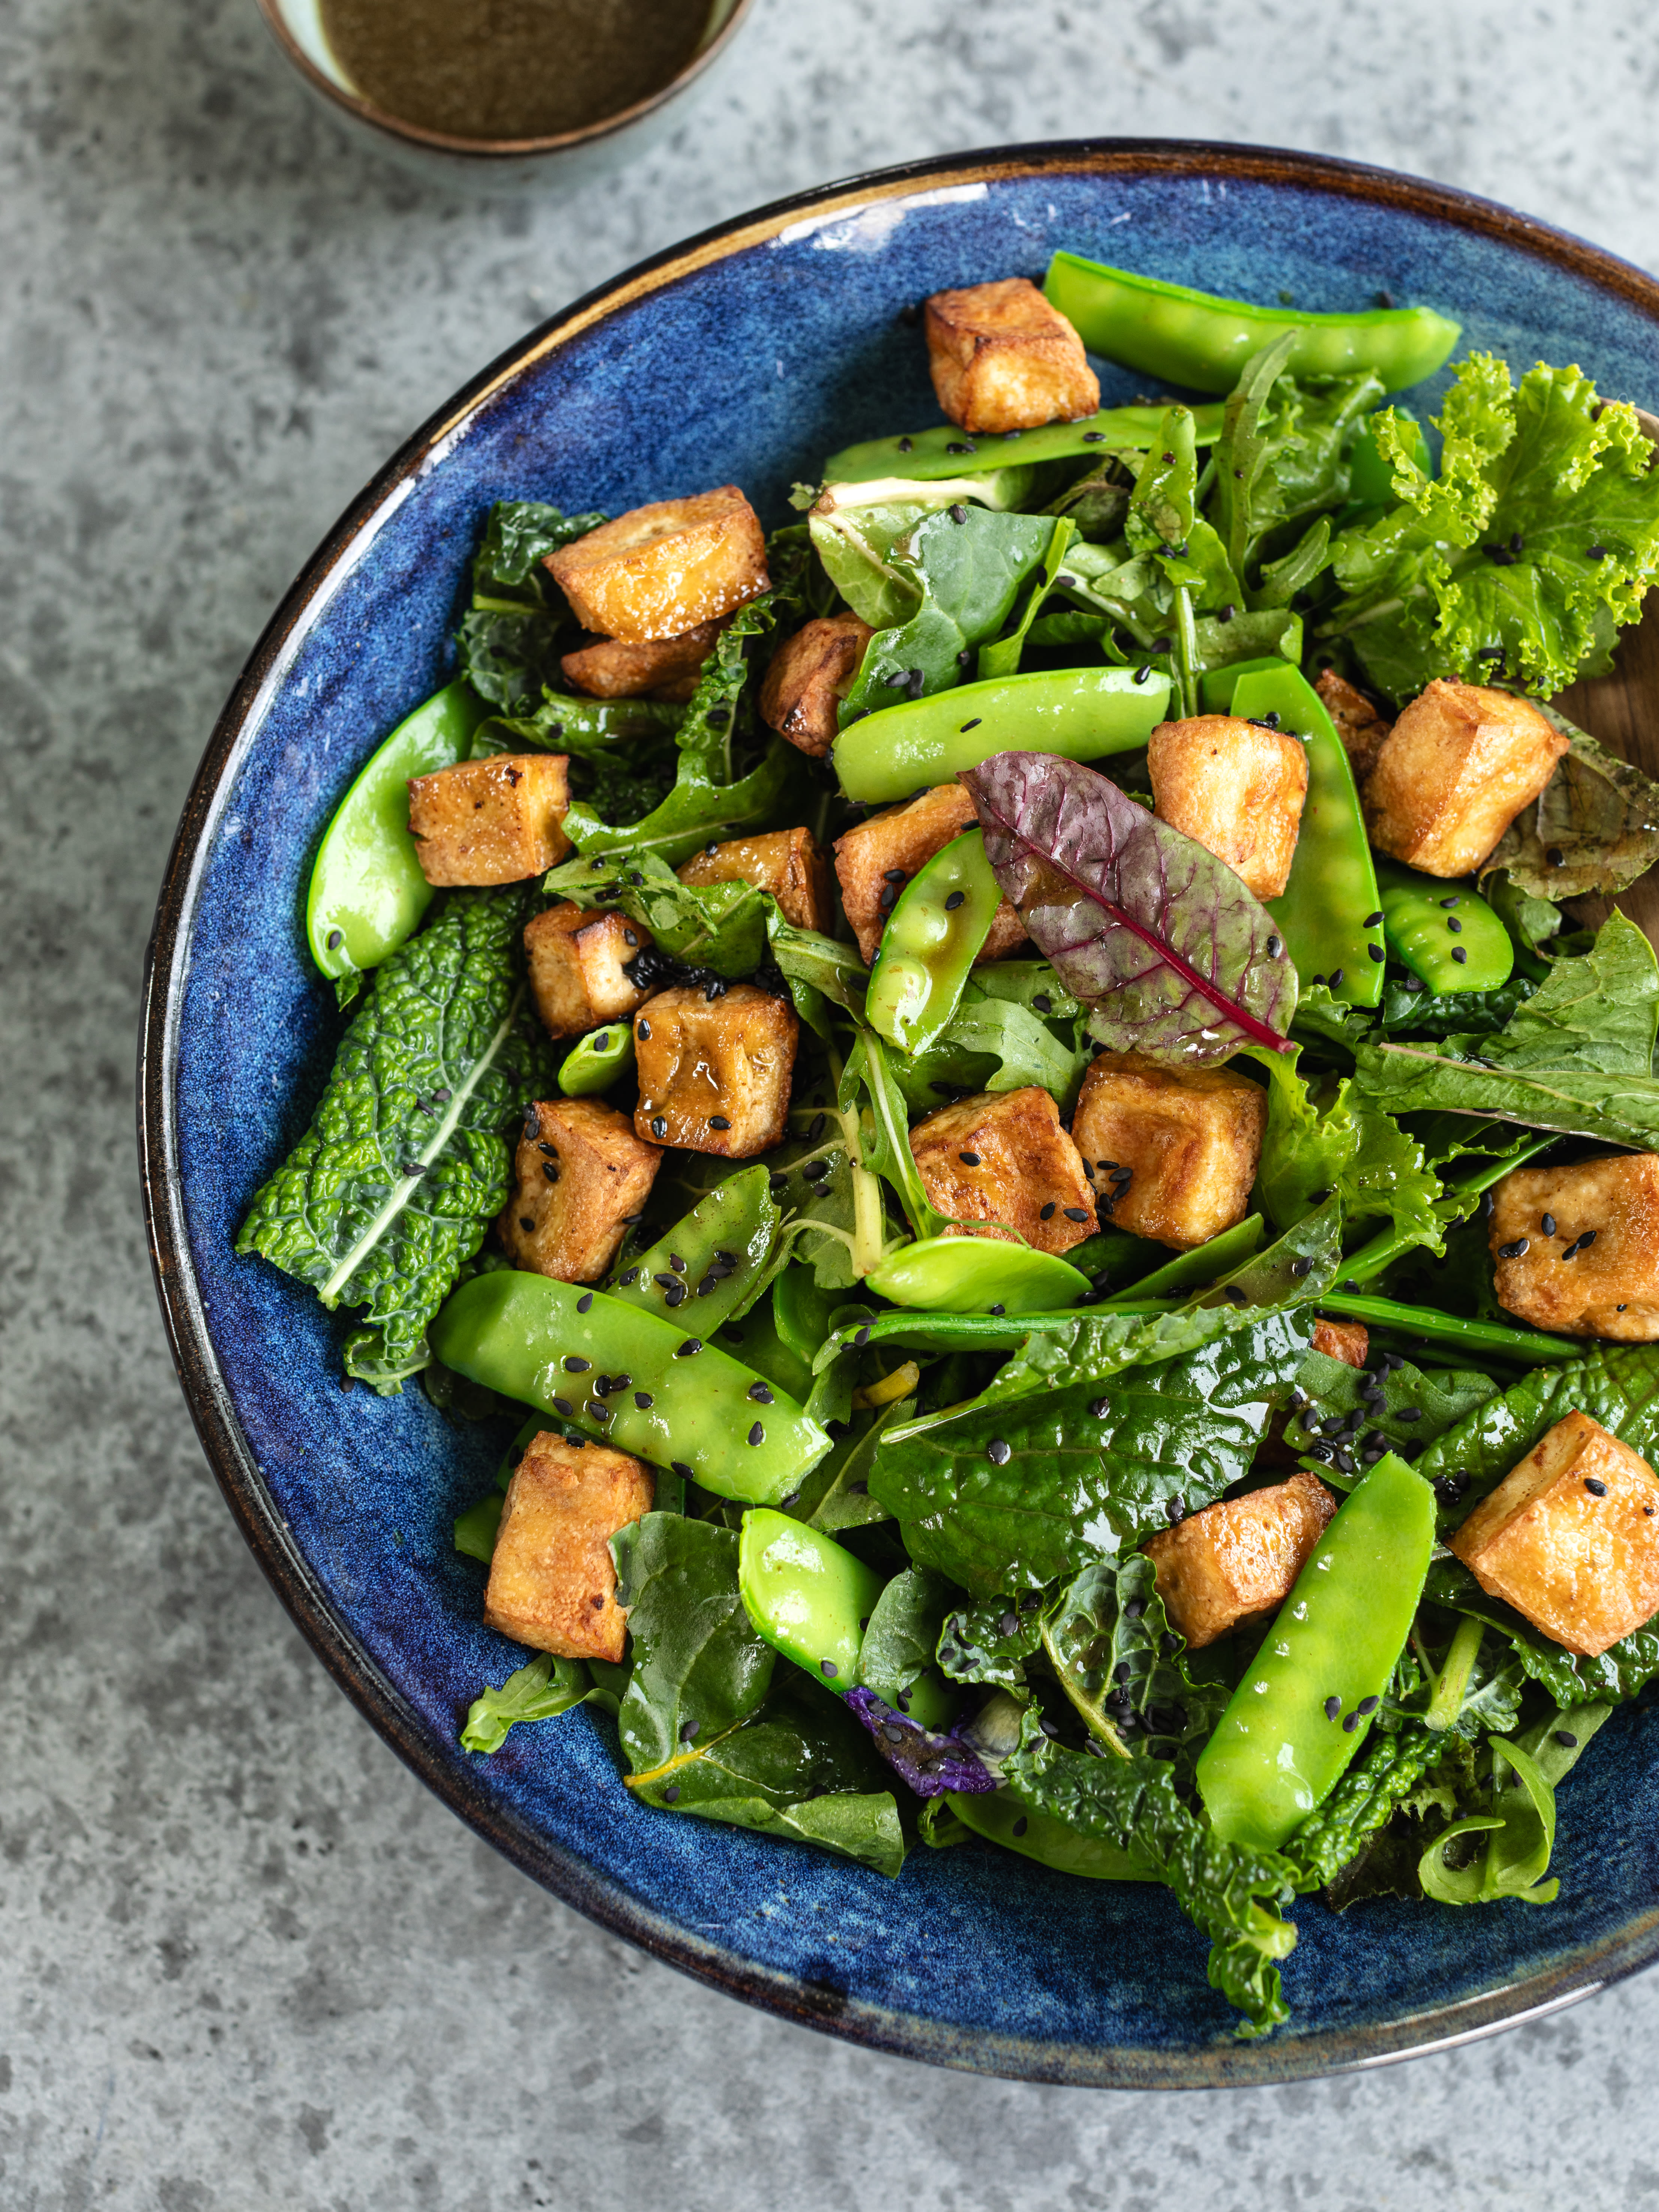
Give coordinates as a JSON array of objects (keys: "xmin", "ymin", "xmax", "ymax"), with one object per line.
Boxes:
[
  {"xmin": 677, "ymin": 827, "xmax": 832, "ymax": 934},
  {"xmin": 484, "ymin": 1432, "xmax": 654, "ymax": 1663},
  {"xmin": 1144, "ymin": 1471, "xmax": 1336, "ymax": 1649},
  {"xmin": 1072, "ymin": 1051, "xmax": 1267, "ymax": 1252},
  {"xmin": 833, "ymin": 784, "xmax": 1025, "ymax": 966},
  {"xmin": 1314, "ymin": 669, "xmax": 1392, "ymax": 787},
  {"xmin": 909, "ymin": 1087, "xmax": 1096, "ymax": 1255},
  {"xmin": 407, "ymin": 754, "xmax": 570, "ymax": 886},
  {"xmin": 525, "ymin": 902, "xmax": 654, "ymax": 1041},
  {"xmin": 924, "ymin": 277, "xmax": 1100, "ymax": 435},
  {"xmin": 1449, "ymin": 1411, "xmax": 1659, "ymax": 1657},
  {"xmin": 1311, "ymin": 1317, "xmax": 1369, "ymax": 1369},
  {"xmin": 759, "ymin": 614, "xmax": 874, "ymax": 757},
  {"xmin": 1147, "ymin": 715, "xmax": 1309, "ymax": 901},
  {"xmin": 499, "ymin": 1098, "xmax": 662, "ymax": 1284},
  {"xmin": 1363, "ymin": 680, "xmax": 1570, "ymax": 877},
  {"xmin": 1489, "ymin": 1156, "xmax": 1659, "ymax": 1340},
  {"xmin": 633, "ymin": 984, "xmax": 798, "ymax": 1157},
  {"xmin": 544, "ymin": 487, "xmax": 768, "ymax": 644},
  {"xmin": 560, "ymin": 618, "xmax": 726, "ymax": 700}
]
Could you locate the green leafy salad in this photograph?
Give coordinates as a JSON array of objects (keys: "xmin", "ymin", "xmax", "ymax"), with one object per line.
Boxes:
[{"xmin": 238, "ymin": 251, "xmax": 1659, "ymax": 2037}]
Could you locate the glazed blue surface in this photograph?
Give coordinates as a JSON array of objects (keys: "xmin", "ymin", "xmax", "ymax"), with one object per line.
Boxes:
[{"xmin": 171, "ymin": 154, "xmax": 1659, "ymax": 2080}]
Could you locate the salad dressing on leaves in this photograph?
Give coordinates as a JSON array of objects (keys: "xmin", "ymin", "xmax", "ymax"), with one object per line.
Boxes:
[{"xmin": 320, "ymin": 0, "xmax": 713, "ymax": 140}]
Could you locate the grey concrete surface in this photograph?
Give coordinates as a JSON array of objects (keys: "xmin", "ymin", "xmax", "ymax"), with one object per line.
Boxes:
[{"xmin": 4, "ymin": 1, "xmax": 1659, "ymax": 2204}]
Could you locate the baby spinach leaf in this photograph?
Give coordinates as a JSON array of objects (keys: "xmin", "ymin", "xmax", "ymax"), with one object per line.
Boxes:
[
  {"xmin": 870, "ymin": 1313, "xmax": 1305, "ymax": 1595},
  {"xmin": 858, "ymin": 1567, "xmax": 961, "ymax": 1711},
  {"xmin": 963, "ymin": 750, "xmax": 1296, "ymax": 1065},
  {"xmin": 1354, "ymin": 910, "xmax": 1659, "ymax": 1148},
  {"xmin": 460, "ymin": 1653, "xmax": 595, "ymax": 1754},
  {"xmin": 1003, "ymin": 1724, "xmax": 1297, "ymax": 2039},
  {"xmin": 237, "ymin": 888, "xmax": 552, "ymax": 1378},
  {"xmin": 1483, "ymin": 703, "xmax": 1659, "ymax": 902}
]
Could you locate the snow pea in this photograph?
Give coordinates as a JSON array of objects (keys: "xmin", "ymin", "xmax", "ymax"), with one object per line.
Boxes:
[
  {"xmin": 306, "ymin": 681, "xmax": 491, "ymax": 994},
  {"xmin": 1044, "ymin": 252, "xmax": 1461, "ymax": 396},
  {"xmin": 772, "ymin": 1264, "xmax": 841, "ymax": 1370},
  {"xmin": 1203, "ymin": 658, "xmax": 1384, "ymax": 1008},
  {"xmin": 605, "ymin": 1163, "xmax": 780, "ymax": 1330},
  {"xmin": 738, "ymin": 1510, "xmax": 882, "ymax": 1687},
  {"xmin": 864, "ymin": 1235, "xmax": 1090, "ymax": 1314},
  {"xmin": 949, "ymin": 1789, "xmax": 1154, "ymax": 1879},
  {"xmin": 1375, "ymin": 863, "xmax": 1514, "ymax": 994},
  {"xmin": 866, "ymin": 829, "xmax": 1001, "ymax": 1055},
  {"xmin": 834, "ymin": 665, "xmax": 1173, "ymax": 804},
  {"xmin": 1095, "ymin": 1215, "xmax": 1264, "ymax": 1307},
  {"xmin": 1312, "ymin": 1290, "xmax": 1581, "ymax": 1365},
  {"xmin": 1197, "ymin": 1452, "xmax": 1436, "ymax": 1853},
  {"xmin": 557, "ymin": 1023, "xmax": 635, "ymax": 1097},
  {"xmin": 823, "ymin": 402, "xmax": 1227, "ymax": 486},
  {"xmin": 429, "ymin": 1270, "xmax": 828, "ymax": 1506}
]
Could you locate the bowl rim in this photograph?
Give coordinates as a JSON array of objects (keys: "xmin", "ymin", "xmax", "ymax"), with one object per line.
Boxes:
[
  {"xmin": 139, "ymin": 136, "xmax": 1659, "ymax": 2090},
  {"xmin": 252, "ymin": 0, "xmax": 758, "ymax": 161}
]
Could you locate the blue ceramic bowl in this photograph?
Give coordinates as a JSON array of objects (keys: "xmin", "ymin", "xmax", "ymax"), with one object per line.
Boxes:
[{"xmin": 140, "ymin": 142, "xmax": 1659, "ymax": 2088}]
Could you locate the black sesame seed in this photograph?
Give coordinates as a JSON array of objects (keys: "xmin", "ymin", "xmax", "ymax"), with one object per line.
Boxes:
[
  {"xmin": 326, "ymin": 928, "xmax": 344, "ymax": 950},
  {"xmin": 1011, "ymin": 1815, "xmax": 1029, "ymax": 1837},
  {"xmin": 988, "ymin": 1303, "xmax": 1006, "ymax": 1316},
  {"xmin": 1063, "ymin": 1206, "xmax": 1089, "ymax": 1222},
  {"xmin": 854, "ymin": 1325, "xmax": 872, "ymax": 1347},
  {"xmin": 747, "ymin": 1422, "xmax": 765, "ymax": 1447},
  {"xmin": 1217, "ymin": 602, "xmax": 1236, "ymax": 623},
  {"xmin": 1587, "ymin": 545, "xmax": 1608, "ymax": 560},
  {"xmin": 1547, "ymin": 847, "xmax": 1565, "ymax": 867},
  {"xmin": 1133, "ymin": 665, "xmax": 1151, "ymax": 684},
  {"xmin": 949, "ymin": 502, "xmax": 968, "ymax": 524},
  {"xmin": 1498, "ymin": 1238, "xmax": 1529, "ymax": 1259},
  {"xmin": 1329, "ymin": 968, "xmax": 1344, "ymax": 989},
  {"xmin": 1166, "ymin": 1494, "xmax": 1186, "ymax": 1524},
  {"xmin": 519, "ymin": 1215, "xmax": 535, "ymax": 1232},
  {"xmin": 945, "ymin": 890, "xmax": 966, "ymax": 911},
  {"xmin": 959, "ymin": 717, "xmax": 982, "ymax": 733},
  {"xmin": 1039, "ymin": 1202, "xmax": 1057, "ymax": 1221},
  {"xmin": 1357, "ymin": 1696, "xmax": 1380, "ymax": 1716},
  {"xmin": 552, "ymin": 1397, "xmax": 572, "ymax": 1416},
  {"xmin": 674, "ymin": 1338, "xmax": 703, "ymax": 1357},
  {"xmin": 1451, "ymin": 947, "xmax": 1467, "ymax": 964},
  {"xmin": 959, "ymin": 1150, "xmax": 981, "ymax": 1166},
  {"xmin": 633, "ymin": 1391, "xmax": 653, "ymax": 1410},
  {"xmin": 650, "ymin": 1116, "xmax": 668, "ymax": 1138},
  {"xmin": 897, "ymin": 435, "xmax": 913, "ymax": 451},
  {"xmin": 998, "ymin": 1611, "xmax": 1018, "ymax": 1637},
  {"xmin": 1446, "ymin": 916, "xmax": 1463, "ymax": 934},
  {"xmin": 1368, "ymin": 943, "xmax": 1385, "ymax": 963},
  {"xmin": 820, "ymin": 1658, "xmax": 838, "ymax": 1677},
  {"xmin": 662, "ymin": 1785, "xmax": 681, "ymax": 1803},
  {"xmin": 1364, "ymin": 910, "xmax": 1384, "ymax": 928},
  {"xmin": 945, "ymin": 441, "xmax": 973, "ymax": 456},
  {"xmin": 1088, "ymin": 1397, "xmax": 1109, "ymax": 1419},
  {"xmin": 663, "ymin": 1284, "xmax": 686, "ymax": 1307},
  {"xmin": 637, "ymin": 1020, "xmax": 651, "ymax": 1040},
  {"xmin": 1585, "ymin": 1477, "xmax": 1608, "ymax": 1496},
  {"xmin": 1554, "ymin": 1730, "xmax": 1579, "ymax": 1748},
  {"xmin": 671, "ymin": 1460, "xmax": 693, "ymax": 1480},
  {"xmin": 709, "ymin": 1114, "xmax": 731, "ymax": 1130},
  {"xmin": 747, "ymin": 1382, "xmax": 774, "ymax": 1404},
  {"xmin": 987, "ymin": 1438, "xmax": 1012, "ymax": 1466},
  {"xmin": 1290, "ymin": 1256, "xmax": 1314, "ymax": 1279},
  {"xmin": 1266, "ymin": 933, "xmax": 1283, "ymax": 958},
  {"xmin": 1342, "ymin": 1710, "xmax": 1362, "ymax": 1733}
]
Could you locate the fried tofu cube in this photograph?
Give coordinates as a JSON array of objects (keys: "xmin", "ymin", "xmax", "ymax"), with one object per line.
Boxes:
[
  {"xmin": 677, "ymin": 826, "xmax": 832, "ymax": 934},
  {"xmin": 833, "ymin": 784, "xmax": 1026, "ymax": 966},
  {"xmin": 484, "ymin": 1432, "xmax": 654, "ymax": 1662},
  {"xmin": 560, "ymin": 617, "xmax": 726, "ymax": 701},
  {"xmin": 1072, "ymin": 1051, "xmax": 1267, "ymax": 1252},
  {"xmin": 1363, "ymin": 680, "xmax": 1570, "ymax": 877},
  {"xmin": 407, "ymin": 754, "xmax": 570, "ymax": 886},
  {"xmin": 1148, "ymin": 715, "xmax": 1309, "ymax": 901},
  {"xmin": 1144, "ymin": 1471, "xmax": 1336, "ymax": 1649},
  {"xmin": 543, "ymin": 487, "xmax": 768, "ymax": 644},
  {"xmin": 1449, "ymin": 1411, "xmax": 1659, "ymax": 1656},
  {"xmin": 759, "ymin": 614, "xmax": 874, "ymax": 757},
  {"xmin": 633, "ymin": 984, "xmax": 798, "ymax": 1157},
  {"xmin": 1314, "ymin": 669, "xmax": 1392, "ymax": 787},
  {"xmin": 909, "ymin": 1086, "xmax": 1096, "ymax": 1254},
  {"xmin": 1489, "ymin": 1155, "xmax": 1659, "ymax": 1340},
  {"xmin": 524, "ymin": 902, "xmax": 654, "ymax": 1041},
  {"xmin": 1312, "ymin": 1317, "xmax": 1369, "ymax": 1368},
  {"xmin": 499, "ymin": 1098, "xmax": 662, "ymax": 1283},
  {"xmin": 924, "ymin": 277, "xmax": 1100, "ymax": 435}
]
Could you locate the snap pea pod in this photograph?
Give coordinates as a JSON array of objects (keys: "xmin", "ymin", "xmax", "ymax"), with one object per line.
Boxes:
[
  {"xmin": 1095, "ymin": 1215, "xmax": 1264, "ymax": 1306},
  {"xmin": 1044, "ymin": 251, "xmax": 1461, "ymax": 395},
  {"xmin": 737, "ymin": 1510, "xmax": 883, "ymax": 1687},
  {"xmin": 833, "ymin": 666, "xmax": 1173, "ymax": 804},
  {"xmin": 429, "ymin": 1271, "xmax": 828, "ymax": 1505},
  {"xmin": 1197, "ymin": 1453, "xmax": 1436, "ymax": 1853},
  {"xmin": 866, "ymin": 830, "xmax": 1002, "ymax": 1055},
  {"xmin": 306, "ymin": 681, "xmax": 490, "ymax": 992},
  {"xmin": 1375, "ymin": 862, "xmax": 1514, "ymax": 993},
  {"xmin": 823, "ymin": 402, "xmax": 1227, "ymax": 486},
  {"xmin": 864, "ymin": 1235, "xmax": 1091, "ymax": 1315},
  {"xmin": 557, "ymin": 1023, "xmax": 635, "ymax": 1097},
  {"xmin": 1203, "ymin": 659, "xmax": 1384, "ymax": 1008},
  {"xmin": 605, "ymin": 1164, "xmax": 780, "ymax": 1330},
  {"xmin": 1311, "ymin": 1290, "xmax": 1581, "ymax": 1365},
  {"xmin": 948, "ymin": 1788, "xmax": 1155, "ymax": 1879}
]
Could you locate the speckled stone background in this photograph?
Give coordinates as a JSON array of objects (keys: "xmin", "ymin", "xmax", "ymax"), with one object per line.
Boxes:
[{"xmin": 6, "ymin": 1, "xmax": 1659, "ymax": 2204}]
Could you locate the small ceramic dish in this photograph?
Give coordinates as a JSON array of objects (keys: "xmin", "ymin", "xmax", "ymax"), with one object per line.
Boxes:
[
  {"xmin": 140, "ymin": 142, "xmax": 1659, "ymax": 2088},
  {"xmin": 254, "ymin": 0, "xmax": 756, "ymax": 193}
]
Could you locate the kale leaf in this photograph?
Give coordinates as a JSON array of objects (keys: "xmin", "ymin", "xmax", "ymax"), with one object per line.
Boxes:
[
  {"xmin": 1424, "ymin": 1558, "xmax": 1659, "ymax": 1707},
  {"xmin": 1041, "ymin": 1553, "xmax": 1231, "ymax": 1777},
  {"xmin": 456, "ymin": 500, "xmax": 608, "ymax": 712},
  {"xmin": 237, "ymin": 887, "xmax": 552, "ymax": 1383}
]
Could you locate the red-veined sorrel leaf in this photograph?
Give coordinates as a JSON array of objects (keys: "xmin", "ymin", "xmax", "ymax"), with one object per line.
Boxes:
[{"xmin": 961, "ymin": 750, "xmax": 1297, "ymax": 1064}]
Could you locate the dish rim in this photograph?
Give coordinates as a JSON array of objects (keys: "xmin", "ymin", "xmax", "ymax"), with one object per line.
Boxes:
[{"xmin": 138, "ymin": 136, "xmax": 1659, "ymax": 2090}]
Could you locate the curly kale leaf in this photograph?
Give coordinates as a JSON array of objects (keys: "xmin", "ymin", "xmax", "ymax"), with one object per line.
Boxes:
[
  {"xmin": 237, "ymin": 887, "xmax": 552, "ymax": 1378},
  {"xmin": 456, "ymin": 500, "xmax": 608, "ymax": 712},
  {"xmin": 1282, "ymin": 1721, "xmax": 1456, "ymax": 1894},
  {"xmin": 1003, "ymin": 1727, "xmax": 1297, "ymax": 2038},
  {"xmin": 1041, "ymin": 1554, "xmax": 1233, "ymax": 1780}
]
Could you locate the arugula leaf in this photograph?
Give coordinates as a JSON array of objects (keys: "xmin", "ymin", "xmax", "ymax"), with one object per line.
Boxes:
[
  {"xmin": 964, "ymin": 750, "xmax": 1297, "ymax": 1066},
  {"xmin": 460, "ymin": 1653, "xmax": 594, "ymax": 1754},
  {"xmin": 1482, "ymin": 703, "xmax": 1659, "ymax": 902},
  {"xmin": 542, "ymin": 849, "xmax": 771, "ymax": 978},
  {"xmin": 1125, "ymin": 405, "xmax": 1241, "ymax": 615},
  {"xmin": 1042, "ymin": 1554, "xmax": 1230, "ymax": 1775},
  {"xmin": 978, "ymin": 517, "xmax": 1079, "ymax": 680},
  {"xmin": 838, "ymin": 507, "xmax": 1061, "ymax": 722},
  {"xmin": 1325, "ymin": 358, "xmax": 1659, "ymax": 700},
  {"xmin": 614, "ymin": 1514, "xmax": 904, "ymax": 1874},
  {"xmin": 455, "ymin": 500, "xmax": 607, "ymax": 712},
  {"xmin": 1213, "ymin": 339, "xmax": 1382, "ymax": 582},
  {"xmin": 892, "ymin": 982, "xmax": 1091, "ymax": 1111},
  {"xmin": 237, "ymin": 888, "xmax": 552, "ymax": 1378},
  {"xmin": 869, "ymin": 1313, "xmax": 1306, "ymax": 1595},
  {"xmin": 1354, "ymin": 910, "xmax": 1659, "ymax": 1147},
  {"xmin": 840, "ymin": 1029, "xmax": 949, "ymax": 1239},
  {"xmin": 1003, "ymin": 1725, "xmax": 1297, "ymax": 2038}
]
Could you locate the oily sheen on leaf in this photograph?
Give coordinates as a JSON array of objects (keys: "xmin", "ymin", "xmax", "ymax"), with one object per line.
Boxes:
[{"xmin": 962, "ymin": 751, "xmax": 1296, "ymax": 1065}]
